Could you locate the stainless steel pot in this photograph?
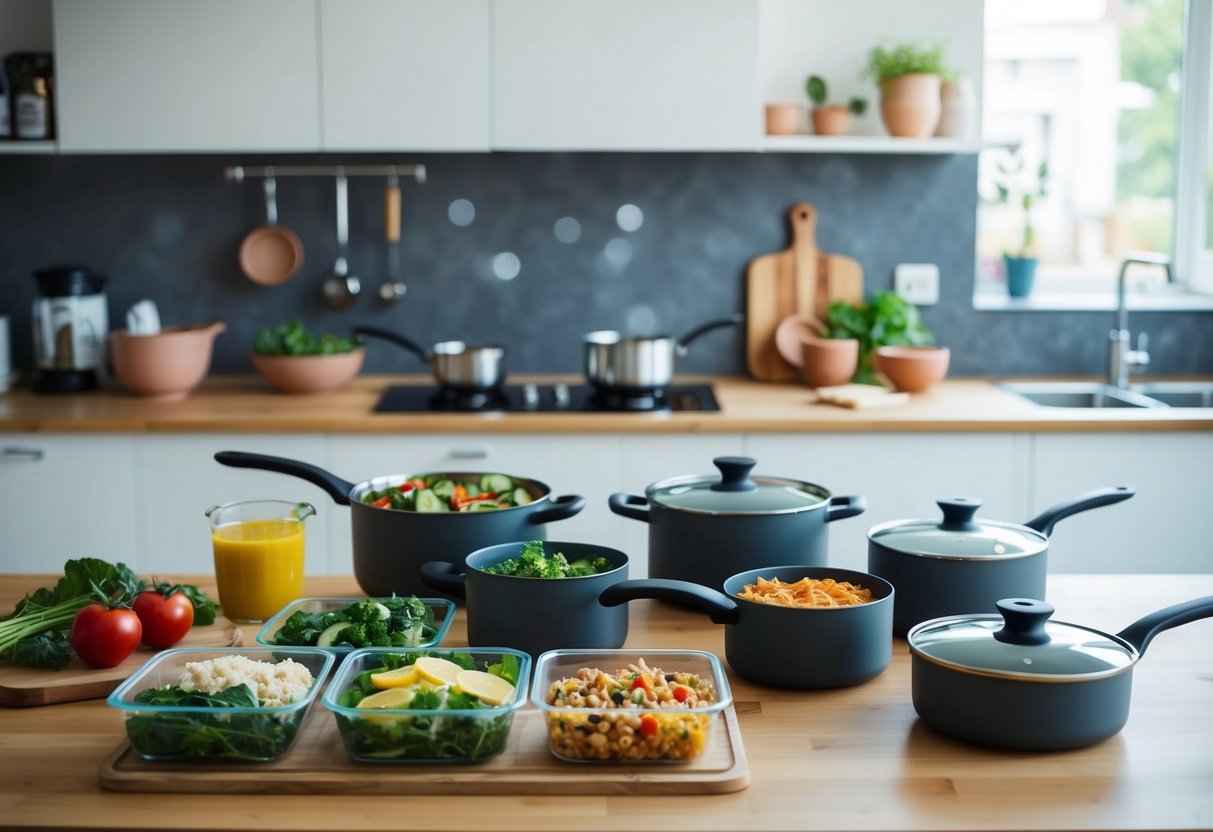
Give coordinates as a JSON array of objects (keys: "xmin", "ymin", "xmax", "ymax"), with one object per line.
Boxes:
[
  {"xmin": 583, "ymin": 313, "xmax": 743, "ymax": 391},
  {"xmin": 355, "ymin": 325, "xmax": 505, "ymax": 390}
]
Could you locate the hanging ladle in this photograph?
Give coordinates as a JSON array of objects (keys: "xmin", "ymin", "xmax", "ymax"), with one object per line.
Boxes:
[{"xmin": 321, "ymin": 168, "xmax": 361, "ymax": 309}]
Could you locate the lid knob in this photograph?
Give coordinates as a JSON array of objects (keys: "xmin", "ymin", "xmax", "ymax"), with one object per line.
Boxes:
[
  {"xmin": 936, "ymin": 497, "xmax": 982, "ymax": 531},
  {"xmin": 993, "ymin": 598, "xmax": 1054, "ymax": 646},
  {"xmin": 711, "ymin": 456, "xmax": 758, "ymax": 493}
]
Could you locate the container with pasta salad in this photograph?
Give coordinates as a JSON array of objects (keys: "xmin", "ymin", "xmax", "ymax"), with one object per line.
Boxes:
[{"xmin": 531, "ymin": 649, "xmax": 731, "ymax": 763}]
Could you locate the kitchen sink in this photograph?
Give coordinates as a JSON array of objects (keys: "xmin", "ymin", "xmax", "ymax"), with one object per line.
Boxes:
[
  {"xmin": 1129, "ymin": 381, "xmax": 1213, "ymax": 408},
  {"xmin": 998, "ymin": 382, "xmax": 1167, "ymax": 409}
]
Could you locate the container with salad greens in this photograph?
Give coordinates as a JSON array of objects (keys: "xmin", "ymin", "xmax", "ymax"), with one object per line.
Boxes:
[
  {"xmin": 254, "ymin": 596, "xmax": 454, "ymax": 657},
  {"xmin": 322, "ymin": 647, "xmax": 530, "ymax": 763},
  {"xmin": 360, "ymin": 472, "xmax": 534, "ymax": 513}
]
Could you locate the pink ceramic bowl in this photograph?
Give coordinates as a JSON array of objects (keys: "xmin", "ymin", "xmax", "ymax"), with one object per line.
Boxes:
[
  {"xmin": 874, "ymin": 345, "xmax": 950, "ymax": 393},
  {"xmin": 110, "ymin": 322, "xmax": 225, "ymax": 402},
  {"xmin": 250, "ymin": 349, "xmax": 365, "ymax": 394}
]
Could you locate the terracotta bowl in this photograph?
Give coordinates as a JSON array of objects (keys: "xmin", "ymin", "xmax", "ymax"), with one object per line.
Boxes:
[
  {"xmin": 110, "ymin": 322, "xmax": 225, "ymax": 402},
  {"xmin": 251, "ymin": 349, "xmax": 366, "ymax": 394},
  {"xmin": 800, "ymin": 337, "xmax": 859, "ymax": 388},
  {"xmin": 874, "ymin": 345, "xmax": 950, "ymax": 393}
]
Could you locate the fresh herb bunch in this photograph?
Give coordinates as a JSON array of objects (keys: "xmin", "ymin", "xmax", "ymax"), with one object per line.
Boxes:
[
  {"xmin": 126, "ymin": 683, "xmax": 303, "ymax": 761},
  {"xmin": 335, "ymin": 651, "xmax": 520, "ymax": 761},
  {"xmin": 824, "ymin": 290, "xmax": 935, "ymax": 384},
  {"xmin": 483, "ymin": 540, "xmax": 611, "ymax": 579},
  {"xmin": 862, "ymin": 41, "xmax": 948, "ymax": 84},
  {"xmin": 253, "ymin": 319, "xmax": 356, "ymax": 356},
  {"xmin": 272, "ymin": 596, "xmax": 436, "ymax": 649}
]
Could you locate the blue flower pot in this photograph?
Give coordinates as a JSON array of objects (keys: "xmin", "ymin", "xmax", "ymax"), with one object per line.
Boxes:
[{"xmin": 1004, "ymin": 256, "xmax": 1039, "ymax": 298}]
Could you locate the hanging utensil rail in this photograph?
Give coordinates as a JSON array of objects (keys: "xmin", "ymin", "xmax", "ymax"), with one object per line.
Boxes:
[{"xmin": 224, "ymin": 164, "xmax": 427, "ymax": 184}]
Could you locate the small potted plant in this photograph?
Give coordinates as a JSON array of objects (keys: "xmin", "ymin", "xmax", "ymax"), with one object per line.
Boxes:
[
  {"xmin": 822, "ymin": 290, "xmax": 936, "ymax": 384},
  {"xmin": 862, "ymin": 41, "xmax": 948, "ymax": 138},
  {"xmin": 991, "ymin": 150, "xmax": 1049, "ymax": 298},
  {"xmin": 805, "ymin": 75, "xmax": 867, "ymax": 136}
]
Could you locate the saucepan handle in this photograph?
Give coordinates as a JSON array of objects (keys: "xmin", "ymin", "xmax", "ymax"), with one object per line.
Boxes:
[
  {"xmin": 599, "ymin": 579, "xmax": 740, "ymax": 625},
  {"xmin": 1115, "ymin": 595, "xmax": 1213, "ymax": 655},
  {"xmin": 527, "ymin": 494, "xmax": 586, "ymax": 525},
  {"xmin": 608, "ymin": 493, "xmax": 651, "ymax": 523},
  {"xmin": 674, "ymin": 313, "xmax": 745, "ymax": 356},
  {"xmin": 419, "ymin": 561, "xmax": 467, "ymax": 600},
  {"xmin": 213, "ymin": 451, "xmax": 355, "ymax": 506},
  {"xmin": 1023, "ymin": 486, "xmax": 1135, "ymax": 537},
  {"xmin": 354, "ymin": 325, "xmax": 433, "ymax": 363}
]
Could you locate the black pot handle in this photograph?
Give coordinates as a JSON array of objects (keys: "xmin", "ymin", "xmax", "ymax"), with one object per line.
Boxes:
[
  {"xmin": 598, "ymin": 579, "xmax": 740, "ymax": 625},
  {"xmin": 527, "ymin": 494, "xmax": 586, "ymax": 525},
  {"xmin": 1023, "ymin": 486, "xmax": 1135, "ymax": 537},
  {"xmin": 608, "ymin": 493, "xmax": 651, "ymax": 523},
  {"xmin": 826, "ymin": 494, "xmax": 867, "ymax": 522},
  {"xmin": 214, "ymin": 451, "xmax": 355, "ymax": 506},
  {"xmin": 993, "ymin": 598, "xmax": 1055, "ymax": 646},
  {"xmin": 673, "ymin": 313, "xmax": 745, "ymax": 356},
  {"xmin": 937, "ymin": 497, "xmax": 982, "ymax": 531},
  {"xmin": 354, "ymin": 325, "xmax": 433, "ymax": 363},
  {"xmin": 1115, "ymin": 595, "xmax": 1213, "ymax": 655},
  {"xmin": 419, "ymin": 561, "xmax": 467, "ymax": 600},
  {"xmin": 712, "ymin": 456, "xmax": 758, "ymax": 493}
]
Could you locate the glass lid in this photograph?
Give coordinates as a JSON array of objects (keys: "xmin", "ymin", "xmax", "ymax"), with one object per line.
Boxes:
[
  {"xmin": 649, "ymin": 457, "xmax": 828, "ymax": 514},
  {"xmin": 908, "ymin": 598, "xmax": 1137, "ymax": 678},
  {"xmin": 869, "ymin": 497, "xmax": 1047, "ymax": 559}
]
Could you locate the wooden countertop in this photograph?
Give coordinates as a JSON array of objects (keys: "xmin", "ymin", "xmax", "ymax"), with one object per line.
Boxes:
[
  {"xmin": 1, "ymin": 375, "xmax": 1211, "ymax": 433},
  {"xmin": 0, "ymin": 572, "xmax": 1210, "ymax": 832}
]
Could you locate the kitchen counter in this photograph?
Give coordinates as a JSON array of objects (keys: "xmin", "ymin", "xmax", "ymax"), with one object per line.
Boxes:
[
  {"xmin": 1, "ymin": 375, "xmax": 1211, "ymax": 433},
  {"xmin": 0, "ymin": 572, "xmax": 1209, "ymax": 832}
]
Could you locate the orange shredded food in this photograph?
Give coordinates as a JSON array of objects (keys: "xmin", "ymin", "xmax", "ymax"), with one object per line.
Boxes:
[{"xmin": 737, "ymin": 576, "xmax": 873, "ymax": 608}]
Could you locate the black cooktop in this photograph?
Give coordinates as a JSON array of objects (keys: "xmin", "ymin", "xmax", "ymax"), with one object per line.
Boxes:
[{"xmin": 373, "ymin": 384, "xmax": 720, "ymax": 413}]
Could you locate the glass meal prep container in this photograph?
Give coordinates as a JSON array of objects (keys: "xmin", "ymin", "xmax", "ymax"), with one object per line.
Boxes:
[
  {"xmin": 531, "ymin": 648, "xmax": 732, "ymax": 764},
  {"xmin": 106, "ymin": 646, "xmax": 334, "ymax": 762},
  {"xmin": 254, "ymin": 596, "xmax": 455, "ymax": 656},
  {"xmin": 321, "ymin": 646, "xmax": 531, "ymax": 764}
]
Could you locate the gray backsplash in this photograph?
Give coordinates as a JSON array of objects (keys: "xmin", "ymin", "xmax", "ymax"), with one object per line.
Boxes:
[{"xmin": 1, "ymin": 151, "xmax": 1210, "ymax": 378}]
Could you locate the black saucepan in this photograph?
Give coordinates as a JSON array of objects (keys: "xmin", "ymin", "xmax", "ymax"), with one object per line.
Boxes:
[
  {"xmin": 583, "ymin": 313, "xmax": 743, "ymax": 392},
  {"xmin": 907, "ymin": 595, "xmax": 1213, "ymax": 750},
  {"xmin": 867, "ymin": 487, "xmax": 1135, "ymax": 635},
  {"xmin": 214, "ymin": 451, "xmax": 585, "ymax": 598},
  {"xmin": 355, "ymin": 325, "xmax": 505, "ymax": 390}
]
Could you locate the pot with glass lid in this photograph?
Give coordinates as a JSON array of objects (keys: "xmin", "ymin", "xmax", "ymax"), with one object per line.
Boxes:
[{"xmin": 608, "ymin": 456, "xmax": 866, "ymax": 590}]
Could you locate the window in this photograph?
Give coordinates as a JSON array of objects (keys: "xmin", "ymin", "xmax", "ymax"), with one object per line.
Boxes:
[{"xmin": 976, "ymin": 0, "xmax": 1213, "ymax": 304}]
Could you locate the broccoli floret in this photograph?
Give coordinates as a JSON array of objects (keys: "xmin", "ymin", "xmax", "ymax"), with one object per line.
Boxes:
[
  {"xmin": 345, "ymin": 599, "xmax": 389, "ymax": 625},
  {"xmin": 365, "ymin": 617, "xmax": 390, "ymax": 646}
]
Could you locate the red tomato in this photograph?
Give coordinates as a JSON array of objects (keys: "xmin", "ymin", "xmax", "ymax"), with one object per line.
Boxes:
[
  {"xmin": 639, "ymin": 715, "xmax": 659, "ymax": 738},
  {"xmin": 70, "ymin": 604, "xmax": 142, "ymax": 668},
  {"xmin": 132, "ymin": 588, "xmax": 195, "ymax": 648},
  {"xmin": 672, "ymin": 685, "xmax": 690, "ymax": 703}
]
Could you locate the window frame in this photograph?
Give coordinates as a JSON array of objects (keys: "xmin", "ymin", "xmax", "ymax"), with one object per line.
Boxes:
[{"xmin": 1175, "ymin": 0, "xmax": 1212, "ymax": 292}]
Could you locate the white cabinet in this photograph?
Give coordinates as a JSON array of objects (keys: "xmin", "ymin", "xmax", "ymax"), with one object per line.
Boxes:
[
  {"xmin": 491, "ymin": 0, "xmax": 762, "ymax": 150},
  {"xmin": 53, "ymin": 0, "xmax": 321, "ymax": 151},
  {"xmin": 0, "ymin": 435, "xmax": 137, "ymax": 572},
  {"xmin": 1031, "ymin": 432, "xmax": 1213, "ymax": 574},
  {"xmin": 319, "ymin": 0, "xmax": 491, "ymax": 151}
]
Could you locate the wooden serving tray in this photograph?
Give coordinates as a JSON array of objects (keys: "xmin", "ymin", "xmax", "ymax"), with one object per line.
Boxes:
[
  {"xmin": 99, "ymin": 704, "xmax": 750, "ymax": 795},
  {"xmin": 0, "ymin": 618, "xmax": 242, "ymax": 707}
]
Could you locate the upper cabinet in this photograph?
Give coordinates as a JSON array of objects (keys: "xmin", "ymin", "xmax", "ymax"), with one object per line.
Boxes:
[
  {"xmin": 53, "ymin": 0, "xmax": 322, "ymax": 152},
  {"xmin": 319, "ymin": 0, "xmax": 491, "ymax": 151},
  {"xmin": 491, "ymin": 0, "xmax": 761, "ymax": 151}
]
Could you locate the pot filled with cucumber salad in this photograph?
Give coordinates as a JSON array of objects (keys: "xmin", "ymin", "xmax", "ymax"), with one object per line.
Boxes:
[{"xmin": 213, "ymin": 451, "xmax": 586, "ymax": 598}]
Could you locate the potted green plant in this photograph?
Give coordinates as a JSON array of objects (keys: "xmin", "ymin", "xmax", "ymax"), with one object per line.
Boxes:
[
  {"xmin": 862, "ymin": 41, "xmax": 948, "ymax": 138},
  {"xmin": 991, "ymin": 150, "xmax": 1049, "ymax": 298},
  {"xmin": 822, "ymin": 290, "xmax": 935, "ymax": 384},
  {"xmin": 806, "ymin": 75, "xmax": 866, "ymax": 137}
]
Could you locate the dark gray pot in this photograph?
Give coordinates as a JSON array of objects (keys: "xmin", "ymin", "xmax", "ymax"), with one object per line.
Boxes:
[
  {"xmin": 419, "ymin": 542, "xmax": 629, "ymax": 658},
  {"xmin": 908, "ymin": 595, "xmax": 1213, "ymax": 750},
  {"xmin": 868, "ymin": 487, "xmax": 1134, "ymax": 636},
  {"xmin": 214, "ymin": 451, "xmax": 585, "ymax": 598},
  {"xmin": 600, "ymin": 565, "xmax": 893, "ymax": 688}
]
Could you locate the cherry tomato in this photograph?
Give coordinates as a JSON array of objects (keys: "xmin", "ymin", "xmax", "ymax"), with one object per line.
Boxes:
[
  {"xmin": 70, "ymin": 604, "xmax": 142, "ymax": 668},
  {"xmin": 639, "ymin": 715, "xmax": 659, "ymax": 738},
  {"xmin": 132, "ymin": 587, "xmax": 195, "ymax": 648},
  {"xmin": 672, "ymin": 685, "xmax": 690, "ymax": 703}
]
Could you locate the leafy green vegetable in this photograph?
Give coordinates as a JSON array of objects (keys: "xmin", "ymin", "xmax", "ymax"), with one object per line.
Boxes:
[
  {"xmin": 862, "ymin": 41, "xmax": 949, "ymax": 84},
  {"xmin": 253, "ymin": 319, "xmax": 356, "ymax": 356},
  {"xmin": 824, "ymin": 290, "xmax": 935, "ymax": 384},
  {"xmin": 272, "ymin": 596, "xmax": 437, "ymax": 648},
  {"xmin": 483, "ymin": 540, "xmax": 612, "ymax": 579},
  {"xmin": 486, "ymin": 653, "xmax": 520, "ymax": 686}
]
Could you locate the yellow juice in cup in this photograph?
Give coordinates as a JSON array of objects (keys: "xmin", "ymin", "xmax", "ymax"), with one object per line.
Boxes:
[{"xmin": 211, "ymin": 518, "xmax": 306, "ymax": 623}]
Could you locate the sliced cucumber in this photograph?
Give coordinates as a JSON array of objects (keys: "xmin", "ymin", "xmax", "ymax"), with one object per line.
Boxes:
[
  {"xmin": 317, "ymin": 622, "xmax": 352, "ymax": 647},
  {"xmin": 512, "ymin": 486, "xmax": 533, "ymax": 506},
  {"xmin": 415, "ymin": 489, "xmax": 450, "ymax": 512},
  {"xmin": 480, "ymin": 473, "xmax": 514, "ymax": 495},
  {"xmin": 464, "ymin": 483, "xmax": 480, "ymax": 497},
  {"xmin": 430, "ymin": 479, "xmax": 456, "ymax": 499},
  {"xmin": 371, "ymin": 602, "xmax": 391, "ymax": 620},
  {"xmin": 465, "ymin": 501, "xmax": 502, "ymax": 512}
]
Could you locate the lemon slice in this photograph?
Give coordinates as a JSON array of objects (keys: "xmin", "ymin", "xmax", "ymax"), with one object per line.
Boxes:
[
  {"xmin": 369, "ymin": 664, "xmax": 419, "ymax": 689},
  {"xmin": 415, "ymin": 656, "xmax": 464, "ymax": 686},
  {"xmin": 455, "ymin": 670, "xmax": 516, "ymax": 706},
  {"xmin": 356, "ymin": 687, "xmax": 414, "ymax": 710}
]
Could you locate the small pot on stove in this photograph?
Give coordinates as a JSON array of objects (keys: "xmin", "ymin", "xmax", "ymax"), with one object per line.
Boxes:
[
  {"xmin": 355, "ymin": 325, "xmax": 505, "ymax": 390},
  {"xmin": 582, "ymin": 313, "xmax": 743, "ymax": 395}
]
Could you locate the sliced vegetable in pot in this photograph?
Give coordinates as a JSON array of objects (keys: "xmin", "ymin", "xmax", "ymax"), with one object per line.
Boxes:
[{"xmin": 361, "ymin": 473, "xmax": 534, "ymax": 513}]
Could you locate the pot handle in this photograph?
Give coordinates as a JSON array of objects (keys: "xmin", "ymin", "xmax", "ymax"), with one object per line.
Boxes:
[
  {"xmin": 353, "ymin": 325, "xmax": 433, "ymax": 363},
  {"xmin": 1115, "ymin": 595, "xmax": 1213, "ymax": 655},
  {"xmin": 608, "ymin": 493, "xmax": 650, "ymax": 523},
  {"xmin": 419, "ymin": 561, "xmax": 467, "ymax": 600},
  {"xmin": 1023, "ymin": 486, "xmax": 1135, "ymax": 537},
  {"xmin": 526, "ymin": 494, "xmax": 586, "ymax": 525},
  {"xmin": 673, "ymin": 313, "xmax": 745, "ymax": 357},
  {"xmin": 598, "ymin": 579, "xmax": 739, "ymax": 625},
  {"xmin": 213, "ymin": 451, "xmax": 355, "ymax": 506},
  {"xmin": 826, "ymin": 494, "xmax": 867, "ymax": 523}
]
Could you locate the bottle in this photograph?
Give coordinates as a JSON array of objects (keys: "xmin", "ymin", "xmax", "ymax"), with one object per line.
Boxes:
[{"xmin": 4, "ymin": 52, "xmax": 54, "ymax": 140}]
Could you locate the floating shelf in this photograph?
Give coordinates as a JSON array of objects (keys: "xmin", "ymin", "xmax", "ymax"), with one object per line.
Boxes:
[
  {"xmin": 0, "ymin": 141, "xmax": 57, "ymax": 154},
  {"xmin": 762, "ymin": 136, "xmax": 991, "ymax": 154}
]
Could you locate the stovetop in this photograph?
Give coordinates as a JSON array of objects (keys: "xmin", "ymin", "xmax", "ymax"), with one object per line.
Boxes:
[{"xmin": 372, "ymin": 384, "xmax": 720, "ymax": 413}]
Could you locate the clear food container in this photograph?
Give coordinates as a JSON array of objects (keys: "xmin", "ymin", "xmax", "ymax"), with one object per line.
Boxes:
[
  {"xmin": 322, "ymin": 647, "xmax": 531, "ymax": 764},
  {"xmin": 107, "ymin": 647, "xmax": 334, "ymax": 762},
  {"xmin": 254, "ymin": 596, "xmax": 455, "ymax": 656},
  {"xmin": 531, "ymin": 648, "xmax": 732, "ymax": 763}
]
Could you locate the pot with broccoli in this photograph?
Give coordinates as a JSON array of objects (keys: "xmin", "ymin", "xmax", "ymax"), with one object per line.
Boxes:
[{"xmin": 420, "ymin": 541, "xmax": 629, "ymax": 657}]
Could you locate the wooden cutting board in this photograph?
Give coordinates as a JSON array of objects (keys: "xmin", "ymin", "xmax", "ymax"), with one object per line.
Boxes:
[
  {"xmin": 0, "ymin": 618, "xmax": 242, "ymax": 707},
  {"xmin": 99, "ymin": 703, "xmax": 750, "ymax": 796},
  {"xmin": 746, "ymin": 202, "xmax": 864, "ymax": 382}
]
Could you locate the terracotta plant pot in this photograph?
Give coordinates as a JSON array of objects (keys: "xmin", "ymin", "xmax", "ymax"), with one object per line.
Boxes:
[
  {"xmin": 110, "ymin": 322, "xmax": 226, "ymax": 402},
  {"xmin": 874, "ymin": 345, "xmax": 950, "ymax": 393},
  {"xmin": 765, "ymin": 103, "xmax": 804, "ymax": 136},
  {"xmin": 879, "ymin": 74, "xmax": 942, "ymax": 138},
  {"xmin": 811, "ymin": 107, "xmax": 851, "ymax": 137},
  {"xmin": 250, "ymin": 349, "xmax": 366, "ymax": 394},
  {"xmin": 801, "ymin": 337, "xmax": 859, "ymax": 388}
]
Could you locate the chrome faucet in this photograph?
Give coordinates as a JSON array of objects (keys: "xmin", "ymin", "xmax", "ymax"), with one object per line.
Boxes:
[{"xmin": 1108, "ymin": 254, "xmax": 1169, "ymax": 389}]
